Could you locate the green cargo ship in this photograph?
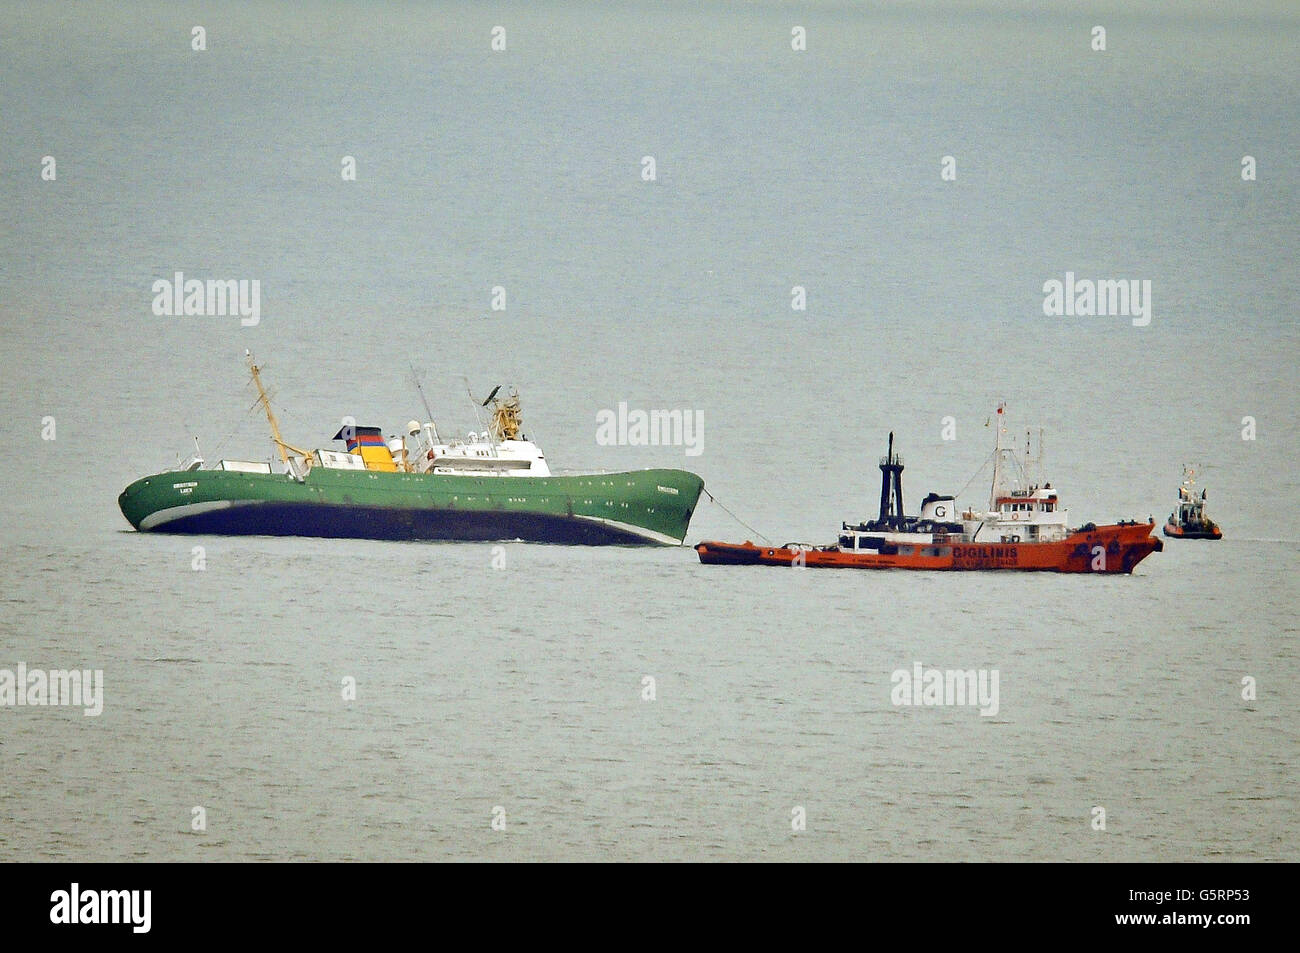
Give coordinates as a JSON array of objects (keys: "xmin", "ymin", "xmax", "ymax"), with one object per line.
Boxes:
[{"xmin": 117, "ymin": 354, "xmax": 704, "ymax": 546}]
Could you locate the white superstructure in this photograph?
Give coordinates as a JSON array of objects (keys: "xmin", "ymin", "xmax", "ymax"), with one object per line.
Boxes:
[
  {"xmin": 957, "ymin": 404, "xmax": 1069, "ymax": 543},
  {"xmin": 838, "ymin": 404, "xmax": 1070, "ymax": 552},
  {"xmin": 403, "ymin": 424, "xmax": 550, "ymax": 477}
]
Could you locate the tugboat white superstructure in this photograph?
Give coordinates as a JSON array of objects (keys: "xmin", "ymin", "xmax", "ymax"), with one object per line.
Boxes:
[{"xmin": 1163, "ymin": 465, "xmax": 1222, "ymax": 540}]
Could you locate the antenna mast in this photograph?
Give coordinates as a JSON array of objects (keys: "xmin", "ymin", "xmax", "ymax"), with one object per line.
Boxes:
[
  {"xmin": 410, "ymin": 365, "xmax": 441, "ymax": 444},
  {"xmin": 462, "ymin": 377, "xmax": 487, "ymax": 434},
  {"xmin": 989, "ymin": 403, "xmax": 1005, "ymax": 510},
  {"xmin": 1037, "ymin": 427, "xmax": 1044, "ymax": 485}
]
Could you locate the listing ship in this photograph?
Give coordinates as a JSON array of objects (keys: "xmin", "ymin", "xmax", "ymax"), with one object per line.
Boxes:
[
  {"xmin": 118, "ymin": 353, "xmax": 703, "ymax": 545},
  {"xmin": 696, "ymin": 405, "xmax": 1162, "ymax": 573},
  {"xmin": 1163, "ymin": 466, "xmax": 1222, "ymax": 540}
]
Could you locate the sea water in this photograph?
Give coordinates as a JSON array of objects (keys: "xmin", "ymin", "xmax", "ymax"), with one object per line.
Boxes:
[{"xmin": 1, "ymin": 0, "xmax": 1296, "ymax": 861}]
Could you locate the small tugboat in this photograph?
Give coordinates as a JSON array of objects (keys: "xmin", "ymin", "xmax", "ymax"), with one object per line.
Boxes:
[
  {"xmin": 118, "ymin": 353, "xmax": 704, "ymax": 545},
  {"xmin": 1163, "ymin": 466, "xmax": 1222, "ymax": 539},
  {"xmin": 696, "ymin": 405, "xmax": 1162, "ymax": 573}
]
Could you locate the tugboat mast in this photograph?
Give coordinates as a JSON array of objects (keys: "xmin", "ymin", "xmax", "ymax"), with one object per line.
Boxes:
[
  {"xmin": 878, "ymin": 431, "xmax": 905, "ymax": 528},
  {"xmin": 989, "ymin": 403, "xmax": 1006, "ymax": 510}
]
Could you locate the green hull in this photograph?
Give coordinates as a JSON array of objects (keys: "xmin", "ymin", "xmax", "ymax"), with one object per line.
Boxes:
[{"xmin": 118, "ymin": 466, "xmax": 704, "ymax": 546}]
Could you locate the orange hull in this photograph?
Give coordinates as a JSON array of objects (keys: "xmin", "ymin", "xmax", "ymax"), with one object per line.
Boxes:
[
  {"xmin": 697, "ymin": 522, "xmax": 1162, "ymax": 573},
  {"xmin": 1163, "ymin": 521, "xmax": 1222, "ymax": 540}
]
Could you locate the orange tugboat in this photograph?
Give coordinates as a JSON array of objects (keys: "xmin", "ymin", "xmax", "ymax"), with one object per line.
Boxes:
[
  {"xmin": 1163, "ymin": 466, "xmax": 1222, "ymax": 540},
  {"xmin": 696, "ymin": 405, "xmax": 1162, "ymax": 573}
]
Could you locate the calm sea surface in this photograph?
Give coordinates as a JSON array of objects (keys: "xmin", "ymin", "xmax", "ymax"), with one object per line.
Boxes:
[{"xmin": 1, "ymin": 1, "xmax": 1297, "ymax": 861}]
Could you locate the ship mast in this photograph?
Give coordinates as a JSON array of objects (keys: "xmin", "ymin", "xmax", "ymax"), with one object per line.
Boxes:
[
  {"xmin": 246, "ymin": 350, "xmax": 305, "ymax": 468},
  {"xmin": 878, "ymin": 431, "xmax": 905, "ymax": 527},
  {"xmin": 989, "ymin": 403, "xmax": 1005, "ymax": 510},
  {"xmin": 1036, "ymin": 427, "xmax": 1044, "ymax": 486},
  {"xmin": 409, "ymin": 364, "xmax": 441, "ymax": 444}
]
